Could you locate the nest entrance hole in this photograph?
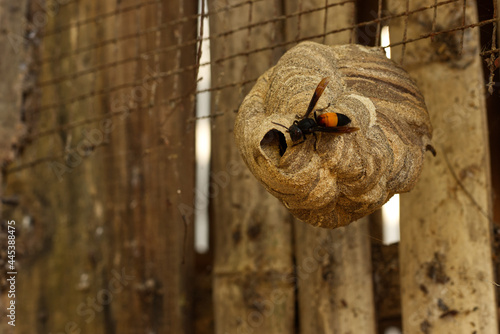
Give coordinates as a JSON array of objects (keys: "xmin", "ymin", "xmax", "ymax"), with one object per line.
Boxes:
[{"xmin": 260, "ymin": 129, "xmax": 287, "ymax": 162}]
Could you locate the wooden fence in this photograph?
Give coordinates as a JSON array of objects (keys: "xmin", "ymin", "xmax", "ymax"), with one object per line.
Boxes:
[{"xmin": 0, "ymin": 0, "xmax": 499, "ymax": 333}]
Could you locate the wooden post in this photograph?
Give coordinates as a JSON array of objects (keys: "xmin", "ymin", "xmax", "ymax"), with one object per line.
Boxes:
[
  {"xmin": 0, "ymin": 1, "xmax": 28, "ymax": 334},
  {"xmin": 387, "ymin": 0, "xmax": 499, "ymax": 332},
  {"xmin": 0, "ymin": 0, "xmax": 27, "ymax": 167},
  {"xmin": 208, "ymin": 1, "xmax": 296, "ymax": 333},
  {"xmin": 283, "ymin": 1, "xmax": 377, "ymax": 333},
  {"xmin": 3, "ymin": 0, "xmax": 198, "ymax": 332}
]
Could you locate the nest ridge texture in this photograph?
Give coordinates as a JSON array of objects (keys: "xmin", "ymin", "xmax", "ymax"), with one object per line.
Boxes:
[{"xmin": 235, "ymin": 41, "xmax": 432, "ymax": 229}]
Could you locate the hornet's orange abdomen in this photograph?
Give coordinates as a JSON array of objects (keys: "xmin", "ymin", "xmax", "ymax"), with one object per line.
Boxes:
[
  {"xmin": 317, "ymin": 112, "xmax": 339, "ymax": 127},
  {"xmin": 316, "ymin": 112, "xmax": 352, "ymax": 127}
]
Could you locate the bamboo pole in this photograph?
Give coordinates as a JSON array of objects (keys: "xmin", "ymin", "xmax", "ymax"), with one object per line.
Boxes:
[
  {"xmin": 208, "ymin": 1, "xmax": 295, "ymax": 333},
  {"xmin": 386, "ymin": 1, "xmax": 499, "ymax": 332},
  {"xmin": 283, "ymin": 1, "xmax": 377, "ymax": 333}
]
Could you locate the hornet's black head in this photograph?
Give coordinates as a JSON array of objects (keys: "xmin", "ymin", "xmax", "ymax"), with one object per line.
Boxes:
[
  {"xmin": 272, "ymin": 121, "xmax": 303, "ymax": 142},
  {"xmin": 272, "ymin": 118, "xmax": 317, "ymax": 143},
  {"xmin": 288, "ymin": 121, "xmax": 302, "ymax": 142}
]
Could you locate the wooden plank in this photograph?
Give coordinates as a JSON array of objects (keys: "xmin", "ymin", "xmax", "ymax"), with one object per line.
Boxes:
[
  {"xmin": 208, "ymin": 1, "xmax": 295, "ymax": 333},
  {"xmin": 293, "ymin": 218, "xmax": 376, "ymax": 333},
  {"xmin": 0, "ymin": 4, "xmax": 29, "ymax": 333},
  {"xmin": 0, "ymin": 0, "xmax": 27, "ymax": 165},
  {"xmin": 372, "ymin": 242, "xmax": 401, "ymax": 331},
  {"xmin": 283, "ymin": 1, "xmax": 377, "ymax": 333},
  {"xmin": 3, "ymin": 0, "xmax": 198, "ymax": 333},
  {"xmin": 492, "ymin": 0, "xmax": 500, "ymax": 228},
  {"xmin": 386, "ymin": 0, "xmax": 499, "ymax": 332}
]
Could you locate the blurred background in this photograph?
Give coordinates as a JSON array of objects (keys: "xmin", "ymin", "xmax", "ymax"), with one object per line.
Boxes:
[{"xmin": 0, "ymin": 0, "xmax": 499, "ymax": 333}]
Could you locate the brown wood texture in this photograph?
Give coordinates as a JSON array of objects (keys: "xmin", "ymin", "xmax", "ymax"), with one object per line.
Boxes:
[
  {"xmin": 0, "ymin": 0, "xmax": 27, "ymax": 165},
  {"xmin": 371, "ymin": 242, "xmax": 401, "ymax": 331},
  {"xmin": 293, "ymin": 218, "xmax": 376, "ymax": 333},
  {"xmin": 208, "ymin": 1, "xmax": 296, "ymax": 333},
  {"xmin": 496, "ymin": 0, "xmax": 500, "ymax": 224},
  {"xmin": 2, "ymin": 1, "xmax": 198, "ymax": 333},
  {"xmin": 387, "ymin": 0, "xmax": 499, "ymax": 332},
  {"xmin": 283, "ymin": 1, "xmax": 377, "ymax": 332},
  {"xmin": 0, "ymin": 2, "xmax": 29, "ymax": 333}
]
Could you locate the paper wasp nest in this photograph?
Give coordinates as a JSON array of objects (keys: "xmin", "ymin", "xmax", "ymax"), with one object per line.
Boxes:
[{"xmin": 235, "ymin": 42, "xmax": 432, "ymax": 229}]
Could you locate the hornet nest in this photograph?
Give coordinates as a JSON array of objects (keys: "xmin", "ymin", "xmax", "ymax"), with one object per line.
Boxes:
[{"xmin": 234, "ymin": 41, "xmax": 433, "ymax": 229}]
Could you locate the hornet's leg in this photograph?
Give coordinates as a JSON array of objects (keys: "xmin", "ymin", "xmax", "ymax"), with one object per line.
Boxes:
[{"xmin": 291, "ymin": 139, "xmax": 306, "ymax": 147}]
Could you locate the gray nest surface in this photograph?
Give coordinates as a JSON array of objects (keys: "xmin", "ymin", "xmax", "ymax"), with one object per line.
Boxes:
[{"xmin": 235, "ymin": 41, "xmax": 433, "ymax": 229}]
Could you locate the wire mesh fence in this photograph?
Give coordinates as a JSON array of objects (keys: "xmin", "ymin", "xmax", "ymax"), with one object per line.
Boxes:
[
  {"xmin": 1, "ymin": 0, "xmax": 499, "ymax": 333},
  {"xmin": 13, "ymin": 0, "xmax": 499, "ymax": 131}
]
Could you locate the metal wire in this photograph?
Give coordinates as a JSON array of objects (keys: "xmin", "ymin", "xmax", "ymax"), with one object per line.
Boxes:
[{"xmin": 8, "ymin": 0, "xmax": 499, "ymax": 173}]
